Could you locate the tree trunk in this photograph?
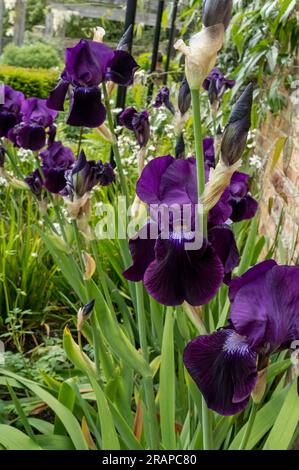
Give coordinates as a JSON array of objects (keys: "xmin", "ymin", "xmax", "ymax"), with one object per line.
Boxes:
[{"xmin": 13, "ymin": 0, "xmax": 27, "ymax": 46}]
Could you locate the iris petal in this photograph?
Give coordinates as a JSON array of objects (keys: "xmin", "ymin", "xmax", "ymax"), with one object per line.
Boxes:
[
  {"xmin": 230, "ymin": 264, "xmax": 299, "ymax": 351},
  {"xmin": 123, "ymin": 223, "xmax": 157, "ymax": 282},
  {"xmin": 47, "ymin": 79, "xmax": 70, "ymax": 111},
  {"xmin": 67, "ymin": 86, "xmax": 106, "ymax": 128},
  {"xmin": 230, "ymin": 195, "xmax": 258, "ymax": 222},
  {"xmin": 106, "ymin": 50, "xmax": 139, "ymax": 86},
  {"xmin": 209, "ymin": 224, "xmax": 239, "ymax": 274},
  {"xmin": 183, "ymin": 329, "xmax": 257, "ymax": 416}
]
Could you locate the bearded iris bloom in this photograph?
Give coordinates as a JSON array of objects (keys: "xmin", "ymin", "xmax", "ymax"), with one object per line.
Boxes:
[
  {"xmin": 47, "ymin": 39, "xmax": 138, "ymax": 128},
  {"xmin": 184, "ymin": 260, "xmax": 299, "ymax": 415},
  {"xmin": 40, "ymin": 141, "xmax": 75, "ymax": 193},
  {"xmin": 118, "ymin": 107, "xmax": 150, "ymax": 148},
  {"xmin": 123, "ymin": 155, "xmax": 240, "ymax": 306},
  {"xmin": 178, "ymin": 77, "xmax": 191, "ymax": 116},
  {"xmin": 0, "ymin": 85, "xmax": 24, "ymax": 137},
  {"xmin": 63, "ymin": 149, "xmax": 115, "ymax": 200},
  {"xmin": 8, "ymin": 98, "xmax": 57, "ymax": 151},
  {"xmin": 203, "ymin": 67, "xmax": 235, "ymax": 106},
  {"xmin": 153, "ymin": 87, "xmax": 175, "ymax": 114},
  {"xmin": 25, "ymin": 169, "xmax": 43, "ymax": 198}
]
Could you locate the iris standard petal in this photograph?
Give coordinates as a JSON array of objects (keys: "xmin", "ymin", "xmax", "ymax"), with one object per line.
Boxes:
[
  {"xmin": 143, "ymin": 234, "xmax": 224, "ymax": 306},
  {"xmin": 67, "ymin": 86, "xmax": 106, "ymax": 127},
  {"xmin": 183, "ymin": 329, "xmax": 257, "ymax": 415},
  {"xmin": 230, "ymin": 264, "xmax": 299, "ymax": 351},
  {"xmin": 65, "ymin": 39, "xmax": 114, "ymax": 86},
  {"xmin": 208, "ymin": 189, "xmax": 232, "ymax": 227},
  {"xmin": 136, "ymin": 155, "xmax": 174, "ymax": 204},
  {"xmin": 230, "ymin": 195, "xmax": 258, "ymax": 222},
  {"xmin": 106, "ymin": 50, "xmax": 139, "ymax": 86},
  {"xmin": 229, "ymin": 259, "xmax": 277, "ymax": 303},
  {"xmin": 209, "ymin": 224, "xmax": 240, "ymax": 274}
]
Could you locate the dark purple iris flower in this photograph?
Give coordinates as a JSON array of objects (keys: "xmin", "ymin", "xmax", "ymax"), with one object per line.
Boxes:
[
  {"xmin": 217, "ymin": 172, "xmax": 258, "ymax": 223},
  {"xmin": 175, "ymin": 133, "xmax": 185, "ymax": 159},
  {"xmin": 8, "ymin": 123, "xmax": 47, "ymax": 151},
  {"xmin": 8, "ymin": 98, "xmax": 57, "ymax": 151},
  {"xmin": 153, "ymin": 87, "xmax": 175, "ymax": 114},
  {"xmin": 184, "ymin": 260, "xmax": 299, "ymax": 416},
  {"xmin": 203, "ymin": 67, "xmax": 235, "ymax": 105},
  {"xmin": 47, "ymin": 39, "xmax": 138, "ymax": 128},
  {"xmin": 63, "ymin": 149, "xmax": 115, "ymax": 199},
  {"xmin": 118, "ymin": 107, "xmax": 150, "ymax": 148},
  {"xmin": 40, "ymin": 141, "xmax": 75, "ymax": 193},
  {"xmin": 0, "ymin": 85, "xmax": 24, "ymax": 137},
  {"xmin": 21, "ymin": 98, "xmax": 57, "ymax": 128},
  {"xmin": 123, "ymin": 155, "xmax": 240, "ymax": 306},
  {"xmin": 25, "ymin": 169, "xmax": 43, "ymax": 198}
]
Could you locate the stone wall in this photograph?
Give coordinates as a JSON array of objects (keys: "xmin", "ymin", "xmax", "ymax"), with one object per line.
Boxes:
[{"xmin": 257, "ymin": 56, "xmax": 299, "ymax": 264}]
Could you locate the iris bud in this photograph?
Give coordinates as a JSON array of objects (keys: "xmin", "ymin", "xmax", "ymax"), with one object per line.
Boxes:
[
  {"xmin": 202, "ymin": 0, "xmax": 233, "ymax": 30},
  {"xmin": 178, "ymin": 77, "xmax": 191, "ymax": 115},
  {"xmin": 175, "ymin": 133, "xmax": 185, "ymax": 159},
  {"xmin": 221, "ymin": 83, "xmax": 253, "ymax": 166},
  {"xmin": 77, "ymin": 299, "xmax": 95, "ymax": 332}
]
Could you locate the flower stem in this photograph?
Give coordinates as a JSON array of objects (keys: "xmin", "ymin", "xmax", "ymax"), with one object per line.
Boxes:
[
  {"xmin": 202, "ymin": 397, "xmax": 213, "ymax": 450},
  {"xmin": 102, "ymin": 82, "xmax": 129, "ymax": 204},
  {"xmin": 239, "ymin": 401, "xmax": 258, "ymax": 450},
  {"xmin": 136, "ymin": 282, "xmax": 159, "ymax": 449},
  {"xmin": 191, "ymin": 88, "xmax": 207, "ymax": 236}
]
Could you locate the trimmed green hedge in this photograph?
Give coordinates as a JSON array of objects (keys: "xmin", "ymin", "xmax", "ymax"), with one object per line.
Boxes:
[{"xmin": 0, "ymin": 65, "xmax": 59, "ymax": 99}]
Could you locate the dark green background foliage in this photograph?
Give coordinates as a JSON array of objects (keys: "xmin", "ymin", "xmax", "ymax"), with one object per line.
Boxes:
[{"xmin": 0, "ymin": 65, "xmax": 59, "ymax": 98}]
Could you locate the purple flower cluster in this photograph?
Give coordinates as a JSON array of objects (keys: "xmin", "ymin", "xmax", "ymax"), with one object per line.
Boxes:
[
  {"xmin": 0, "ymin": 85, "xmax": 24, "ymax": 138},
  {"xmin": 184, "ymin": 260, "xmax": 299, "ymax": 415},
  {"xmin": 118, "ymin": 107, "xmax": 150, "ymax": 148},
  {"xmin": 0, "ymin": 86, "xmax": 57, "ymax": 152},
  {"xmin": 47, "ymin": 39, "xmax": 138, "ymax": 128},
  {"xmin": 203, "ymin": 67, "xmax": 235, "ymax": 105},
  {"xmin": 9, "ymin": 98, "xmax": 57, "ymax": 151},
  {"xmin": 25, "ymin": 142, "xmax": 115, "ymax": 198}
]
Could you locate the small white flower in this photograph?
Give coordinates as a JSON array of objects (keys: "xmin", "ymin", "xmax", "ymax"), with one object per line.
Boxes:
[
  {"xmin": 249, "ymin": 154, "xmax": 262, "ymax": 169},
  {"xmin": 31, "ymin": 252, "xmax": 38, "ymax": 258}
]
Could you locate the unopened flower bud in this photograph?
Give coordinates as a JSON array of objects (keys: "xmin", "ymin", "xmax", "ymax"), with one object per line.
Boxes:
[
  {"xmin": 175, "ymin": 133, "xmax": 185, "ymax": 159},
  {"xmin": 178, "ymin": 77, "xmax": 191, "ymax": 115},
  {"xmin": 202, "ymin": 0, "xmax": 233, "ymax": 30},
  {"xmin": 221, "ymin": 83, "xmax": 253, "ymax": 166},
  {"xmin": 77, "ymin": 299, "xmax": 95, "ymax": 332},
  {"xmin": 174, "ymin": 25, "xmax": 224, "ymax": 90}
]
